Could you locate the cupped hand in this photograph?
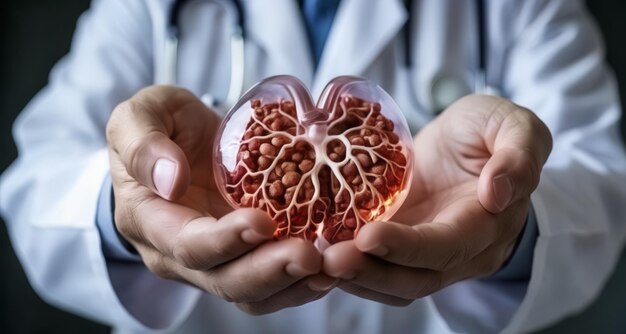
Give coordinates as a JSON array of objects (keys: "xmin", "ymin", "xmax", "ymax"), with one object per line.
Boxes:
[
  {"xmin": 106, "ymin": 86, "xmax": 333, "ymax": 314},
  {"xmin": 322, "ymin": 95, "xmax": 552, "ymax": 305}
]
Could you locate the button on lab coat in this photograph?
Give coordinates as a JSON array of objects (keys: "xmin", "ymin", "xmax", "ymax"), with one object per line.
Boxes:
[{"xmin": 1, "ymin": 0, "xmax": 625, "ymax": 333}]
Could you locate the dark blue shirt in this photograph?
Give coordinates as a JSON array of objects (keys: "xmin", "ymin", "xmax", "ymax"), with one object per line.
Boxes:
[{"xmin": 301, "ymin": 0, "xmax": 342, "ymax": 68}]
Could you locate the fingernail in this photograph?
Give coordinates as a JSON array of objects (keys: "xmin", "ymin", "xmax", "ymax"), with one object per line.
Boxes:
[
  {"xmin": 153, "ymin": 159, "xmax": 176, "ymax": 198},
  {"xmin": 285, "ymin": 263, "xmax": 315, "ymax": 278},
  {"xmin": 493, "ymin": 174, "xmax": 513, "ymax": 211},
  {"xmin": 241, "ymin": 229, "xmax": 270, "ymax": 244}
]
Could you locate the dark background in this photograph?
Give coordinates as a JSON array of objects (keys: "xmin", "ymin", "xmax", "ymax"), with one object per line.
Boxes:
[{"xmin": 0, "ymin": 1, "xmax": 625, "ymax": 333}]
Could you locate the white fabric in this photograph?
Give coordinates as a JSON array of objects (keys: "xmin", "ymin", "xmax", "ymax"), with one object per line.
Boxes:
[{"xmin": 1, "ymin": 0, "xmax": 625, "ymax": 333}]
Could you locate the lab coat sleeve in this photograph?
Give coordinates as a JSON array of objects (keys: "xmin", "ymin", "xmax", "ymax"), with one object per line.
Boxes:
[
  {"xmin": 0, "ymin": 0, "xmax": 202, "ymax": 331},
  {"xmin": 431, "ymin": 1, "xmax": 626, "ymax": 333},
  {"xmin": 500, "ymin": 1, "xmax": 626, "ymax": 332}
]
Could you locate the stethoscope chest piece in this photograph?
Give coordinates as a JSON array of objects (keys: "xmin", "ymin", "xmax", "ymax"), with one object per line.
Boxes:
[{"xmin": 429, "ymin": 72, "xmax": 472, "ymax": 115}]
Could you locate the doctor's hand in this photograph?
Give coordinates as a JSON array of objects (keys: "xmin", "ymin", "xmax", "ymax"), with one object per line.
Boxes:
[
  {"xmin": 106, "ymin": 86, "xmax": 331, "ymax": 315},
  {"xmin": 322, "ymin": 95, "xmax": 552, "ymax": 305}
]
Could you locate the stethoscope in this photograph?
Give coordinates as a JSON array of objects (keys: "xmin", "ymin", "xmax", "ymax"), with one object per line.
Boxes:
[
  {"xmin": 165, "ymin": 0, "xmax": 490, "ymax": 114},
  {"xmin": 165, "ymin": 0, "xmax": 245, "ymax": 109}
]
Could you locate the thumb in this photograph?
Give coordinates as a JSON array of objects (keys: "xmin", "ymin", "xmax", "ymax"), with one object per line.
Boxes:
[
  {"xmin": 107, "ymin": 86, "xmax": 204, "ymax": 200},
  {"xmin": 128, "ymin": 131, "xmax": 191, "ymax": 200},
  {"xmin": 476, "ymin": 98, "xmax": 552, "ymax": 213},
  {"xmin": 478, "ymin": 147, "xmax": 540, "ymax": 213}
]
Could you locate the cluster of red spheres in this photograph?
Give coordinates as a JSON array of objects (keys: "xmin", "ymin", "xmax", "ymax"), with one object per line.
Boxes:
[{"xmin": 214, "ymin": 76, "xmax": 412, "ymax": 245}]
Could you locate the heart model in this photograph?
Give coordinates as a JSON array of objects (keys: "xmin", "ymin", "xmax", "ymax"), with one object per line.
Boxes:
[{"xmin": 214, "ymin": 76, "xmax": 413, "ymax": 248}]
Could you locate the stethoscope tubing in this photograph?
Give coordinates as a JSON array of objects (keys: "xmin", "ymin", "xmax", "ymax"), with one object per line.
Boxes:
[
  {"xmin": 166, "ymin": 0, "xmax": 489, "ymax": 113},
  {"xmin": 166, "ymin": 0, "xmax": 246, "ymax": 111}
]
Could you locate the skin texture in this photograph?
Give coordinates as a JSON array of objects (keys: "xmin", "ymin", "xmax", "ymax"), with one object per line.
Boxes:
[
  {"xmin": 323, "ymin": 95, "xmax": 552, "ymax": 305},
  {"xmin": 107, "ymin": 87, "xmax": 551, "ymax": 313},
  {"xmin": 107, "ymin": 86, "xmax": 335, "ymax": 315}
]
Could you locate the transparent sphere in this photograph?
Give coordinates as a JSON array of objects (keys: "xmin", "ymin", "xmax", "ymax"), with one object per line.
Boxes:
[{"xmin": 214, "ymin": 75, "xmax": 413, "ymax": 247}]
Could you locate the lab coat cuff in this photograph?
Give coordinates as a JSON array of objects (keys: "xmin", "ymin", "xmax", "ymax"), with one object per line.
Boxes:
[
  {"xmin": 90, "ymin": 153, "xmax": 201, "ymax": 331},
  {"xmin": 96, "ymin": 172, "xmax": 141, "ymax": 262},
  {"xmin": 487, "ymin": 204, "xmax": 538, "ymax": 281}
]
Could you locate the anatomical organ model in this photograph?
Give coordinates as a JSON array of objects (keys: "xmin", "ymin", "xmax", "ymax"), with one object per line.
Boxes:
[{"xmin": 214, "ymin": 76, "xmax": 413, "ymax": 248}]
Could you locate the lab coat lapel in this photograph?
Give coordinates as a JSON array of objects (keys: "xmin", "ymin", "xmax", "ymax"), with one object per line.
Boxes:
[
  {"xmin": 244, "ymin": 0, "xmax": 315, "ymax": 88},
  {"xmin": 312, "ymin": 0, "xmax": 407, "ymax": 98}
]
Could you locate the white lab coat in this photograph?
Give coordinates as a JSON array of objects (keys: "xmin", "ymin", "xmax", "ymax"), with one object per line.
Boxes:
[{"xmin": 1, "ymin": 0, "xmax": 625, "ymax": 333}]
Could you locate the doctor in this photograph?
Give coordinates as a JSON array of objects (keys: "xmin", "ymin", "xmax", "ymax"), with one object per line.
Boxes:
[{"xmin": 1, "ymin": 0, "xmax": 625, "ymax": 333}]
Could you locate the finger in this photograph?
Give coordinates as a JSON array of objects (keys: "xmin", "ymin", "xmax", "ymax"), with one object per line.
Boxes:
[
  {"xmin": 141, "ymin": 241, "xmax": 326, "ymax": 309},
  {"xmin": 338, "ymin": 281, "xmax": 413, "ymax": 307},
  {"xmin": 306, "ymin": 274, "xmax": 339, "ymax": 293},
  {"xmin": 355, "ymin": 202, "xmax": 497, "ymax": 271},
  {"xmin": 191, "ymin": 238, "xmax": 322, "ymax": 303},
  {"xmin": 236, "ymin": 274, "xmax": 336, "ymax": 315},
  {"xmin": 106, "ymin": 86, "xmax": 217, "ymax": 200},
  {"xmin": 323, "ymin": 241, "xmax": 442, "ymax": 299},
  {"xmin": 336, "ymin": 241, "xmax": 514, "ymax": 304},
  {"xmin": 172, "ymin": 208, "xmax": 276, "ymax": 270},
  {"xmin": 462, "ymin": 96, "xmax": 552, "ymax": 213},
  {"xmin": 121, "ymin": 192, "xmax": 275, "ymax": 269}
]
